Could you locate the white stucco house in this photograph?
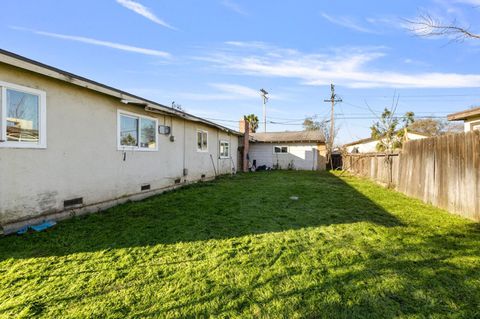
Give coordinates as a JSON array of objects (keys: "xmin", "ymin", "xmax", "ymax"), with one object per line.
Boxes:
[
  {"xmin": 0, "ymin": 49, "xmax": 241, "ymax": 234},
  {"xmin": 247, "ymin": 130, "xmax": 327, "ymax": 171},
  {"xmin": 447, "ymin": 107, "xmax": 480, "ymax": 132},
  {"xmin": 344, "ymin": 131, "xmax": 429, "ymax": 153}
]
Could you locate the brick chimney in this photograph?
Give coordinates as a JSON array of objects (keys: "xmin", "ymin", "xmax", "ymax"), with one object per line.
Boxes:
[
  {"xmin": 239, "ymin": 119, "xmax": 246, "ymax": 133},
  {"xmin": 239, "ymin": 119, "xmax": 255, "ymax": 133},
  {"xmin": 240, "ymin": 118, "xmax": 250, "ymax": 172}
]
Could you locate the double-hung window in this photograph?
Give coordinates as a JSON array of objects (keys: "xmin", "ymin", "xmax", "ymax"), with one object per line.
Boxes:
[
  {"xmin": 118, "ymin": 110, "xmax": 158, "ymax": 151},
  {"xmin": 274, "ymin": 146, "xmax": 288, "ymax": 154},
  {"xmin": 219, "ymin": 140, "xmax": 230, "ymax": 158},
  {"xmin": 197, "ymin": 130, "xmax": 208, "ymax": 152},
  {"xmin": 0, "ymin": 81, "xmax": 47, "ymax": 149}
]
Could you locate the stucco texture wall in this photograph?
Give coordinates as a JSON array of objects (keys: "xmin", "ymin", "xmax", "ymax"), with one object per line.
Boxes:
[{"xmin": 0, "ymin": 63, "xmax": 238, "ymax": 227}]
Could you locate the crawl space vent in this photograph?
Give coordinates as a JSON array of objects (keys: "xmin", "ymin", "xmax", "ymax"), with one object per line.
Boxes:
[
  {"xmin": 64, "ymin": 197, "xmax": 83, "ymax": 208},
  {"xmin": 141, "ymin": 184, "xmax": 151, "ymax": 191}
]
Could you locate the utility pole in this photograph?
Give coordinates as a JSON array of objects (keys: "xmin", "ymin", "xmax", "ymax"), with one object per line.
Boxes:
[
  {"xmin": 260, "ymin": 89, "xmax": 269, "ymax": 132},
  {"xmin": 323, "ymin": 84, "xmax": 342, "ymax": 168}
]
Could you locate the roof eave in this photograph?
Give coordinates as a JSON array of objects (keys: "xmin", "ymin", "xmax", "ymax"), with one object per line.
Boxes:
[
  {"xmin": 250, "ymin": 140, "xmax": 325, "ymax": 143},
  {"xmin": 447, "ymin": 107, "xmax": 480, "ymax": 121},
  {"xmin": 0, "ymin": 49, "xmax": 242, "ymax": 136}
]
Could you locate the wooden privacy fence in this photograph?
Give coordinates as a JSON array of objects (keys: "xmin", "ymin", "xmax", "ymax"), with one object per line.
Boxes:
[{"xmin": 343, "ymin": 131, "xmax": 480, "ymax": 221}]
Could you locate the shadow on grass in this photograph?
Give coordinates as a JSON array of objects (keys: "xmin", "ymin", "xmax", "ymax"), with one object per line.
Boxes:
[
  {"xmin": 2, "ymin": 171, "xmax": 480, "ymax": 317},
  {"xmin": 135, "ymin": 222, "xmax": 480, "ymax": 318},
  {"xmin": 0, "ymin": 171, "xmax": 403, "ymax": 260}
]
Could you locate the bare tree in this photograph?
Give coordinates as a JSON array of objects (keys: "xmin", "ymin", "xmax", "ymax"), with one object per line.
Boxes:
[
  {"xmin": 409, "ymin": 118, "xmax": 464, "ymax": 136},
  {"xmin": 406, "ymin": 12, "xmax": 480, "ymax": 41}
]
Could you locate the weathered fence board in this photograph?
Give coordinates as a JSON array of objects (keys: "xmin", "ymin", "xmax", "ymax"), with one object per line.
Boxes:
[{"xmin": 344, "ymin": 131, "xmax": 480, "ymax": 221}]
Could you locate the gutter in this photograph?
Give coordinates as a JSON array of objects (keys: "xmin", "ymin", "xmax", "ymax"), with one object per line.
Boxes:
[{"xmin": 0, "ymin": 49, "xmax": 242, "ymax": 136}]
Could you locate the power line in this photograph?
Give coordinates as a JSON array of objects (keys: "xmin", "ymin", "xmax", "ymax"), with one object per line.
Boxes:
[
  {"xmin": 269, "ymin": 115, "xmax": 447, "ymax": 125},
  {"xmin": 341, "ymin": 93, "xmax": 480, "ymax": 98},
  {"xmin": 203, "ymin": 112, "xmax": 450, "ymax": 125},
  {"xmin": 324, "ymin": 84, "xmax": 342, "ymax": 166}
]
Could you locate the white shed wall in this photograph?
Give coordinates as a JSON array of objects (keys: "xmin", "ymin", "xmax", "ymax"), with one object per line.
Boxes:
[{"xmin": 249, "ymin": 142, "xmax": 321, "ymax": 170}]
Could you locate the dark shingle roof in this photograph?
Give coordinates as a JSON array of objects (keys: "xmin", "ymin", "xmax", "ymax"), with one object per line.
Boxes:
[{"xmin": 250, "ymin": 131, "xmax": 325, "ymax": 143}]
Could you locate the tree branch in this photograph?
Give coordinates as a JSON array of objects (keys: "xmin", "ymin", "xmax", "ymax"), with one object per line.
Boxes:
[{"xmin": 405, "ymin": 13, "xmax": 480, "ymax": 41}]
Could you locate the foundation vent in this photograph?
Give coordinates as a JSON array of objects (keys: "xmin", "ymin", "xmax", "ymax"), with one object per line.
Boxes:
[
  {"xmin": 64, "ymin": 197, "xmax": 83, "ymax": 208},
  {"xmin": 201, "ymin": 174, "xmax": 206, "ymax": 179},
  {"xmin": 141, "ymin": 184, "xmax": 151, "ymax": 191},
  {"xmin": 174, "ymin": 178, "xmax": 181, "ymax": 184}
]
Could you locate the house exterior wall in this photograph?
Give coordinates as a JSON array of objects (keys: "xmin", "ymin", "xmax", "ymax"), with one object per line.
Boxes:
[
  {"xmin": 0, "ymin": 62, "xmax": 238, "ymax": 232},
  {"xmin": 464, "ymin": 116, "xmax": 480, "ymax": 132},
  {"xmin": 249, "ymin": 142, "xmax": 325, "ymax": 170},
  {"xmin": 346, "ymin": 140, "xmax": 380, "ymax": 154},
  {"xmin": 346, "ymin": 132, "xmax": 427, "ymax": 153}
]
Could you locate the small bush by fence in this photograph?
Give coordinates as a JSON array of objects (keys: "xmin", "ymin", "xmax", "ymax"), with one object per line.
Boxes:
[{"xmin": 343, "ymin": 131, "xmax": 480, "ymax": 221}]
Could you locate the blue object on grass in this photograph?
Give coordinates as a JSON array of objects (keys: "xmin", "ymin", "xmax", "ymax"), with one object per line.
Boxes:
[
  {"xmin": 17, "ymin": 220, "xmax": 57, "ymax": 234},
  {"xmin": 17, "ymin": 226, "xmax": 29, "ymax": 235},
  {"xmin": 31, "ymin": 221, "xmax": 56, "ymax": 232}
]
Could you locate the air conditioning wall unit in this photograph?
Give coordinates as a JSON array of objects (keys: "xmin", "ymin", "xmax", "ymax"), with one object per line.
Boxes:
[{"xmin": 158, "ymin": 125, "xmax": 171, "ymax": 135}]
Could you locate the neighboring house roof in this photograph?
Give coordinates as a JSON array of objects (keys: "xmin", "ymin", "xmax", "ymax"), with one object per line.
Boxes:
[
  {"xmin": 447, "ymin": 107, "xmax": 480, "ymax": 121},
  {"xmin": 343, "ymin": 130, "xmax": 430, "ymax": 147},
  {"xmin": 0, "ymin": 49, "xmax": 241, "ymax": 136},
  {"xmin": 250, "ymin": 131, "xmax": 325, "ymax": 143}
]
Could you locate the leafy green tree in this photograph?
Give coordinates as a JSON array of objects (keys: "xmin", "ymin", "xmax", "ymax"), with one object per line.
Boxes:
[
  {"xmin": 244, "ymin": 114, "xmax": 259, "ymax": 133},
  {"xmin": 371, "ymin": 109, "xmax": 415, "ymax": 152},
  {"xmin": 303, "ymin": 117, "xmax": 321, "ymax": 131}
]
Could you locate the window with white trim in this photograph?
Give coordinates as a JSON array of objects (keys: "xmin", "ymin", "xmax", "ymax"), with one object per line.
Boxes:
[
  {"xmin": 274, "ymin": 146, "xmax": 288, "ymax": 154},
  {"xmin": 0, "ymin": 81, "xmax": 47, "ymax": 148},
  {"xmin": 219, "ymin": 140, "xmax": 230, "ymax": 158},
  {"xmin": 118, "ymin": 110, "xmax": 158, "ymax": 150},
  {"xmin": 197, "ymin": 129, "xmax": 208, "ymax": 151}
]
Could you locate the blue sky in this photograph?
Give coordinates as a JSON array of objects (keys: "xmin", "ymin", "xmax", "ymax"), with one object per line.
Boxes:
[{"xmin": 1, "ymin": 0, "xmax": 480, "ymax": 143}]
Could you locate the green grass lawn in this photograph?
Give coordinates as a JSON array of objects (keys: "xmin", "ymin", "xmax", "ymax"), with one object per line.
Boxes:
[{"xmin": 1, "ymin": 171, "xmax": 479, "ymax": 318}]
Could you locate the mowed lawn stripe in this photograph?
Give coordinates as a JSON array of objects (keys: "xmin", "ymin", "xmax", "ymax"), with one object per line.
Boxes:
[{"xmin": 1, "ymin": 171, "xmax": 479, "ymax": 318}]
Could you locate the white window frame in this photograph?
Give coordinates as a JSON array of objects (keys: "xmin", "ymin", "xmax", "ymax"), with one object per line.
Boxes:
[
  {"xmin": 219, "ymin": 140, "xmax": 230, "ymax": 158},
  {"xmin": 470, "ymin": 120, "xmax": 480, "ymax": 131},
  {"xmin": 197, "ymin": 129, "xmax": 208, "ymax": 152},
  {"xmin": 0, "ymin": 81, "xmax": 47, "ymax": 149},
  {"xmin": 117, "ymin": 109, "xmax": 158, "ymax": 152},
  {"xmin": 273, "ymin": 145, "xmax": 289, "ymax": 154}
]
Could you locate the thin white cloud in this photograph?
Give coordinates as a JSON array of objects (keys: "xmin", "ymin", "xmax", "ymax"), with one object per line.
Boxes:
[
  {"xmin": 11, "ymin": 26, "xmax": 171, "ymax": 58},
  {"xmin": 178, "ymin": 83, "xmax": 279, "ymax": 101},
  {"xmin": 320, "ymin": 12, "xmax": 375, "ymax": 33},
  {"xmin": 116, "ymin": 0, "xmax": 176, "ymax": 30},
  {"xmin": 221, "ymin": 0, "xmax": 248, "ymax": 16},
  {"xmin": 454, "ymin": 0, "xmax": 480, "ymax": 6},
  {"xmin": 199, "ymin": 41, "xmax": 480, "ymax": 88},
  {"xmin": 210, "ymin": 83, "xmax": 261, "ymax": 98}
]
